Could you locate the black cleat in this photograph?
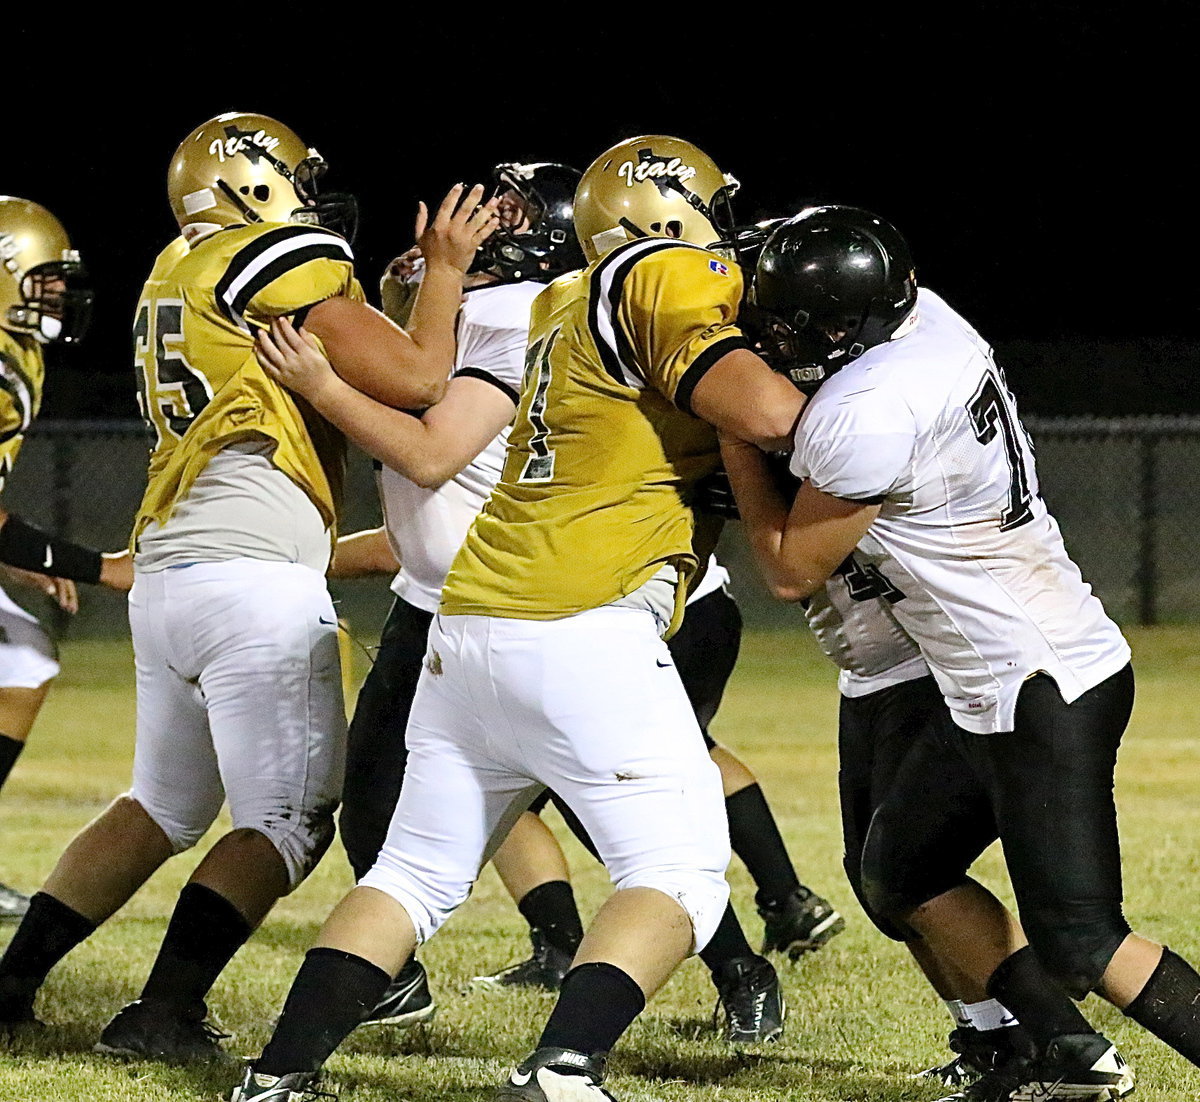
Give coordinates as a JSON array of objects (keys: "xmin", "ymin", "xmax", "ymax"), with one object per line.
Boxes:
[
  {"xmin": 915, "ymin": 1025, "xmax": 1033, "ymax": 1087},
  {"xmin": 758, "ymin": 886, "xmax": 845, "ymax": 958},
  {"xmin": 711, "ymin": 955, "xmax": 786, "ymax": 1044},
  {"xmin": 230, "ymin": 1066, "xmax": 334, "ymax": 1101},
  {"xmin": 94, "ymin": 997, "xmax": 231, "ymax": 1063},
  {"xmin": 357, "ymin": 958, "xmax": 435, "ymax": 1028},
  {"xmin": 936, "ymin": 1032, "xmax": 1134, "ymax": 1101},
  {"xmin": 0, "ymin": 884, "xmax": 30, "ymax": 924},
  {"xmin": 473, "ymin": 929, "xmax": 574, "ymax": 992},
  {"xmin": 494, "ymin": 1047, "xmax": 616, "ymax": 1101}
]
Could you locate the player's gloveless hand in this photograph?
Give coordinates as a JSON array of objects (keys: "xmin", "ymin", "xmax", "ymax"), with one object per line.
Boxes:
[
  {"xmin": 0, "ymin": 566, "xmax": 79, "ymax": 613},
  {"xmin": 416, "ymin": 184, "xmax": 500, "ymax": 275},
  {"xmin": 256, "ymin": 317, "xmax": 337, "ymax": 403}
]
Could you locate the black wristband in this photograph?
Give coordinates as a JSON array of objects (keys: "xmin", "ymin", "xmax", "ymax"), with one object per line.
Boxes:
[{"xmin": 0, "ymin": 515, "xmax": 103, "ymax": 584}]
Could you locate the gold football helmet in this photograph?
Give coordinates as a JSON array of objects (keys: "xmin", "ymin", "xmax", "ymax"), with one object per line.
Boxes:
[
  {"xmin": 574, "ymin": 135, "xmax": 740, "ymax": 262},
  {"xmin": 167, "ymin": 111, "xmax": 358, "ymax": 241},
  {"xmin": 0, "ymin": 197, "xmax": 93, "ymax": 344}
]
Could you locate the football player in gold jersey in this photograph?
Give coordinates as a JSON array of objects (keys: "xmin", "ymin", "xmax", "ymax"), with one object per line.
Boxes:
[
  {"xmin": 234, "ymin": 136, "xmax": 806, "ymax": 1102},
  {"xmin": 0, "ymin": 112, "xmax": 496, "ymax": 1060},
  {"xmin": 0, "ymin": 197, "xmax": 133, "ymax": 921}
]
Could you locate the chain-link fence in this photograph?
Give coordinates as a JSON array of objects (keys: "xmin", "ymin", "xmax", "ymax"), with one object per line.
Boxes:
[{"xmin": 3, "ymin": 416, "xmax": 1199, "ymax": 638}]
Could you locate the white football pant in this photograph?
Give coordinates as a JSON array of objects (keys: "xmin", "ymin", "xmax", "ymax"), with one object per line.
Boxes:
[
  {"xmin": 359, "ymin": 606, "xmax": 731, "ymax": 951},
  {"xmin": 0, "ymin": 586, "xmax": 59, "ymax": 689},
  {"xmin": 127, "ymin": 560, "xmax": 346, "ymax": 888}
]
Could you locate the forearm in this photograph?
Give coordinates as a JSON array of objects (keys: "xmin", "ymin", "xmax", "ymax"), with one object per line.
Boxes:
[
  {"xmin": 400, "ymin": 261, "xmax": 464, "ymax": 392},
  {"xmin": 304, "ymin": 377, "xmax": 456, "ymax": 488},
  {"xmin": 0, "ymin": 513, "xmax": 103, "ymax": 584},
  {"xmin": 719, "ymin": 440, "xmax": 811, "ymax": 602},
  {"xmin": 329, "ymin": 527, "xmax": 399, "ymax": 579}
]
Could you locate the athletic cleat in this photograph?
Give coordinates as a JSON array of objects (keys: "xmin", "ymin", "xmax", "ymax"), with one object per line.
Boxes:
[
  {"xmin": 94, "ymin": 997, "xmax": 231, "ymax": 1062},
  {"xmin": 230, "ymin": 1066, "xmax": 334, "ymax": 1101},
  {"xmin": 357, "ymin": 958, "xmax": 435, "ymax": 1028},
  {"xmin": 494, "ymin": 1047, "xmax": 616, "ymax": 1101},
  {"xmin": 936, "ymin": 1032, "xmax": 1134, "ymax": 1101},
  {"xmin": 473, "ymin": 928, "xmax": 573, "ymax": 991},
  {"xmin": 915, "ymin": 1025, "xmax": 1034, "ymax": 1087},
  {"xmin": 0, "ymin": 884, "xmax": 29, "ymax": 923},
  {"xmin": 711, "ymin": 955, "xmax": 786, "ymax": 1044},
  {"xmin": 758, "ymin": 886, "xmax": 845, "ymax": 958}
]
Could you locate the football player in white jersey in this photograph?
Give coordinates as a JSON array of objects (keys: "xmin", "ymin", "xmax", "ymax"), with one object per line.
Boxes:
[
  {"xmin": 726, "ymin": 205, "xmax": 1200, "ymax": 1098},
  {"xmin": 0, "ymin": 113, "xmax": 497, "ymax": 1060}
]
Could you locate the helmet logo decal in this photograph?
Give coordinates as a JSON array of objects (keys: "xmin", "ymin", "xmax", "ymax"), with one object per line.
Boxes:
[
  {"xmin": 208, "ymin": 125, "xmax": 281, "ymax": 165},
  {"xmin": 618, "ymin": 149, "xmax": 697, "ymax": 193},
  {"xmin": 0, "ymin": 234, "xmax": 18, "ymax": 274}
]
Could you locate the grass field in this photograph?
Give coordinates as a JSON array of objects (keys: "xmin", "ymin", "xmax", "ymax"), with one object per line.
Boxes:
[{"xmin": 2, "ymin": 626, "xmax": 1200, "ymax": 1101}]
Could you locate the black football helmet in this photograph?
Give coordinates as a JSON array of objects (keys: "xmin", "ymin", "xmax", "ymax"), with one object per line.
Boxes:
[
  {"xmin": 749, "ymin": 205, "xmax": 917, "ymax": 392},
  {"xmin": 475, "ymin": 162, "xmax": 585, "ymax": 282}
]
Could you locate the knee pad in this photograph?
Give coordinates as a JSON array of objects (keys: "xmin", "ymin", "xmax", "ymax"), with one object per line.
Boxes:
[
  {"xmin": 130, "ymin": 793, "xmax": 214, "ymax": 855},
  {"xmin": 860, "ymin": 843, "xmax": 972, "ymax": 932},
  {"xmin": 843, "ymin": 853, "xmax": 911, "ymax": 943},
  {"xmin": 1024, "ymin": 901, "xmax": 1131, "ymax": 999},
  {"xmin": 616, "ymin": 867, "xmax": 731, "ymax": 954},
  {"xmin": 357, "ymin": 851, "xmax": 473, "ymax": 944},
  {"xmin": 241, "ymin": 799, "xmax": 338, "ymax": 891}
]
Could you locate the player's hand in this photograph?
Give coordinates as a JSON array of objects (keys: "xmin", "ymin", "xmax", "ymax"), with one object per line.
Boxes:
[
  {"xmin": 99, "ymin": 550, "xmax": 133, "ymax": 593},
  {"xmin": 256, "ymin": 316, "xmax": 338, "ymax": 402},
  {"xmin": 416, "ymin": 183, "xmax": 500, "ymax": 275},
  {"xmin": 0, "ymin": 566, "xmax": 80, "ymax": 612},
  {"xmin": 381, "ymin": 246, "xmax": 424, "ymax": 287}
]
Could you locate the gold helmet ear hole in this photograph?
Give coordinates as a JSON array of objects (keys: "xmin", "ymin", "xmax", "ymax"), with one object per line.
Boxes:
[
  {"xmin": 649, "ymin": 221, "xmax": 662, "ymax": 232},
  {"xmin": 239, "ymin": 186, "xmax": 250, "ymax": 195},
  {"xmin": 254, "ymin": 185, "xmax": 271, "ymax": 203},
  {"xmin": 666, "ymin": 220, "xmax": 683, "ymax": 238}
]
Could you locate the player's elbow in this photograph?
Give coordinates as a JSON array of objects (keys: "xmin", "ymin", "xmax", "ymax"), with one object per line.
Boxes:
[{"xmin": 766, "ymin": 564, "xmax": 821, "ymax": 603}]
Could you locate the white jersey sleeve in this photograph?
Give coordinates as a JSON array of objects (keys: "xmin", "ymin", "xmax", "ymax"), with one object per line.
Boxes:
[
  {"xmin": 793, "ymin": 288, "xmax": 1130, "ymax": 734},
  {"xmin": 451, "ymin": 281, "xmax": 537, "ymax": 401},
  {"xmin": 382, "ymin": 280, "xmax": 540, "ymax": 611},
  {"xmin": 790, "ymin": 387, "xmax": 916, "ymax": 503}
]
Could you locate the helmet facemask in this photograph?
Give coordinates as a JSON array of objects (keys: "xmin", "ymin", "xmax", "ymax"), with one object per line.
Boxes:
[
  {"xmin": 475, "ymin": 163, "xmax": 584, "ymax": 283},
  {"xmin": 289, "ymin": 154, "xmax": 359, "ymax": 244},
  {"xmin": 8, "ymin": 254, "xmax": 93, "ymax": 345}
]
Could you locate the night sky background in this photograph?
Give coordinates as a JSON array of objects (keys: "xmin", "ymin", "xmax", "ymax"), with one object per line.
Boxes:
[{"xmin": 9, "ymin": 10, "xmax": 1200, "ymax": 420}]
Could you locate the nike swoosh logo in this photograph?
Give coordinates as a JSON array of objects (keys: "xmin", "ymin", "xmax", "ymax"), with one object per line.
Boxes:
[
  {"xmin": 43, "ymin": 547, "xmax": 53, "ymax": 569},
  {"xmin": 319, "ymin": 616, "xmax": 336, "ymax": 626},
  {"xmin": 656, "ymin": 660, "xmax": 672, "ymax": 668},
  {"xmin": 510, "ymin": 1070, "xmax": 532, "ymax": 1087}
]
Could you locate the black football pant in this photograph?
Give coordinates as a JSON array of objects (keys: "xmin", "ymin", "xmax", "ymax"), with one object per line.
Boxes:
[
  {"xmin": 837, "ymin": 675, "xmax": 950, "ymax": 941},
  {"xmin": 862, "ymin": 664, "xmax": 1136, "ymax": 998},
  {"xmin": 339, "ymin": 589, "xmax": 743, "ymax": 880},
  {"xmin": 339, "ymin": 597, "xmax": 432, "ymax": 881}
]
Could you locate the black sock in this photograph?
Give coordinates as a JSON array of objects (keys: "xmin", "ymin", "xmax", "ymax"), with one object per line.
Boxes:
[
  {"xmin": 1124, "ymin": 947, "xmax": 1200, "ymax": 1066},
  {"xmin": 0, "ymin": 892, "xmax": 96, "ymax": 1004},
  {"xmin": 538, "ymin": 962, "xmax": 645, "ymax": 1056},
  {"xmin": 725, "ymin": 785, "xmax": 800, "ymax": 908},
  {"xmin": 518, "ymin": 881, "xmax": 584, "ymax": 957},
  {"xmin": 698, "ymin": 902, "xmax": 756, "ymax": 974},
  {"xmin": 140, "ymin": 883, "xmax": 252, "ymax": 1012},
  {"xmin": 0, "ymin": 735, "xmax": 23, "ymax": 793},
  {"xmin": 257, "ymin": 948, "xmax": 392, "ymax": 1075},
  {"xmin": 987, "ymin": 947, "xmax": 1094, "ymax": 1049}
]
